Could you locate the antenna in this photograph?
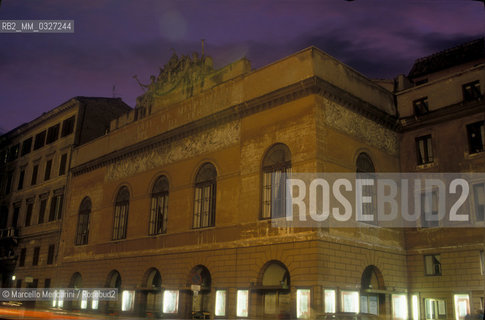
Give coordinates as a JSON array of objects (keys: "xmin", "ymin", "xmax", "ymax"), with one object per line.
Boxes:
[
  {"xmin": 112, "ymin": 85, "xmax": 117, "ymax": 98},
  {"xmin": 201, "ymin": 39, "xmax": 205, "ymax": 56}
]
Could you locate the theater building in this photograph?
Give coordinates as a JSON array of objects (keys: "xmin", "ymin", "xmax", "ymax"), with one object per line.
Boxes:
[
  {"xmin": 0, "ymin": 97, "xmax": 130, "ymax": 306},
  {"xmin": 57, "ymin": 48, "xmax": 407, "ymax": 319},
  {"xmin": 2, "ymin": 39, "xmax": 485, "ymax": 320}
]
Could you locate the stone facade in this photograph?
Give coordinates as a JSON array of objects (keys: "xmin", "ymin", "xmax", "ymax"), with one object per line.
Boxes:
[{"xmin": 2, "ymin": 39, "xmax": 485, "ymax": 320}]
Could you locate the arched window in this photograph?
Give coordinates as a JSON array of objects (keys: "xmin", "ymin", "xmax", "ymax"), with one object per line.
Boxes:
[
  {"xmin": 75, "ymin": 197, "xmax": 91, "ymax": 245},
  {"xmin": 262, "ymin": 144, "xmax": 291, "ymax": 219},
  {"xmin": 149, "ymin": 176, "xmax": 169, "ymax": 235},
  {"xmin": 193, "ymin": 163, "xmax": 217, "ymax": 228},
  {"xmin": 356, "ymin": 152, "xmax": 375, "ymax": 173},
  {"xmin": 113, "ymin": 186, "xmax": 129, "ymax": 240},
  {"xmin": 356, "ymin": 152, "xmax": 376, "ymax": 224}
]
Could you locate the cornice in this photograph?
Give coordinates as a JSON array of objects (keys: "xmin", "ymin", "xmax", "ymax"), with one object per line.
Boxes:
[{"xmin": 72, "ymin": 76, "xmax": 399, "ymax": 176}]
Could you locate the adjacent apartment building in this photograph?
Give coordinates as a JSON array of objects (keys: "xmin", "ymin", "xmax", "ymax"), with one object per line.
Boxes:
[
  {"xmin": 1, "ymin": 39, "xmax": 484, "ymax": 320},
  {"xmin": 0, "ymin": 97, "xmax": 131, "ymax": 304}
]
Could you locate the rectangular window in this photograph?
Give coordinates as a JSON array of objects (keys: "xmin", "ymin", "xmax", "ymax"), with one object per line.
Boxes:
[
  {"xmin": 467, "ymin": 121, "xmax": 485, "ymax": 154},
  {"xmin": 44, "ymin": 159, "xmax": 52, "ymax": 181},
  {"xmin": 416, "ymin": 135, "xmax": 434, "ymax": 165},
  {"xmin": 12, "ymin": 205, "xmax": 20, "ymax": 228},
  {"xmin": 121, "ymin": 290, "xmax": 135, "ymax": 311},
  {"xmin": 454, "ymin": 294, "xmax": 470, "ymax": 320},
  {"xmin": 61, "ymin": 116, "xmax": 76, "ymax": 137},
  {"xmin": 162, "ymin": 290, "xmax": 179, "ymax": 314},
  {"xmin": 421, "ymin": 191, "xmax": 439, "ymax": 228},
  {"xmin": 113, "ymin": 201, "xmax": 129, "ymax": 240},
  {"xmin": 19, "ymin": 248, "xmax": 26, "ymax": 267},
  {"xmin": 5, "ymin": 171, "xmax": 13, "ymax": 194},
  {"xmin": 425, "ymin": 298, "xmax": 446, "ymax": 319},
  {"xmin": 44, "ymin": 279, "xmax": 51, "ymax": 288},
  {"xmin": 215, "ymin": 290, "xmax": 226, "ymax": 317},
  {"xmin": 31, "ymin": 165, "xmax": 38, "ymax": 185},
  {"xmin": 32, "ymin": 246, "xmax": 40, "ymax": 266},
  {"xmin": 80, "ymin": 290, "xmax": 88, "ymax": 309},
  {"xmin": 17, "ymin": 169, "xmax": 25, "ymax": 190},
  {"xmin": 412, "ymin": 295, "xmax": 419, "ymax": 320},
  {"xmin": 91, "ymin": 290, "xmax": 100, "ymax": 309},
  {"xmin": 324, "ymin": 289, "xmax": 336, "ymax": 313},
  {"xmin": 16, "ymin": 279, "xmax": 22, "ymax": 288},
  {"xmin": 463, "ymin": 80, "xmax": 481, "ymax": 101},
  {"xmin": 38, "ymin": 198, "xmax": 47, "ymax": 224},
  {"xmin": 236, "ymin": 289, "xmax": 249, "ymax": 317},
  {"xmin": 473, "ymin": 183, "xmax": 485, "ymax": 222},
  {"xmin": 296, "ymin": 289, "xmax": 311, "ymax": 319},
  {"xmin": 392, "ymin": 294, "xmax": 408, "ymax": 320},
  {"xmin": 48, "ymin": 194, "xmax": 63, "ymax": 222},
  {"xmin": 58, "ymin": 153, "xmax": 67, "ymax": 176},
  {"xmin": 480, "ymin": 250, "xmax": 485, "ymax": 276},
  {"xmin": 25, "ymin": 202, "xmax": 33, "ymax": 227},
  {"xmin": 149, "ymin": 192, "xmax": 168, "ymax": 235},
  {"xmin": 8, "ymin": 144, "xmax": 20, "ymax": 162},
  {"xmin": 47, "ymin": 244, "xmax": 55, "ymax": 265},
  {"xmin": 413, "ymin": 97, "xmax": 429, "ymax": 116},
  {"xmin": 46, "ymin": 124, "xmax": 60, "ymax": 144},
  {"xmin": 193, "ymin": 183, "xmax": 216, "ymax": 228},
  {"xmin": 424, "ymin": 254, "xmax": 442, "ymax": 276},
  {"xmin": 21, "ymin": 137, "xmax": 32, "ymax": 156},
  {"xmin": 34, "ymin": 131, "xmax": 46, "ymax": 150},
  {"xmin": 341, "ymin": 291, "xmax": 359, "ymax": 313}
]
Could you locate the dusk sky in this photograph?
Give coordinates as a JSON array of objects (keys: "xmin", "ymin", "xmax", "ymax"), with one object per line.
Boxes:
[{"xmin": 0, "ymin": 0, "xmax": 484, "ymax": 134}]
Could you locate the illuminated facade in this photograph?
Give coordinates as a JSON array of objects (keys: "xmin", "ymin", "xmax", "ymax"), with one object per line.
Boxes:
[{"xmin": 2, "ymin": 39, "xmax": 485, "ymax": 320}]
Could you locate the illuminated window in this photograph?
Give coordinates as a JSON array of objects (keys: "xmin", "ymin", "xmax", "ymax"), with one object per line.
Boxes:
[
  {"xmin": 58, "ymin": 290, "xmax": 65, "ymax": 308},
  {"xmin": 412, "ymin": 295, "xmax": 419, "ymax": 320},
  {"xmin": 215, "ymin": 290, "xmax": 226, "ymax": 316},
  {"xmin": 473, "ymin": 184, "xmax": 485, "ymax": 222},
  {"xmin": 121, "ymin": 290, "xmax": 135, "ymax": 311},
  {"xmin": 91, "ymin": 290, "xmax": 100, "ymax": 309},
  {"xmin": 424, "ymin": 254, "xmax": 441, "ymax": 276},
  {"xmin": 467, "ymin": 121, "xmax": 485, "ymax": 154},
  {"xmin": 425, "ymin": 298, "xmax": 446, "ymax": 319},
  {"xmin": 360, "ymin": 295, "xmax": 378, "ymax": 315},
  {"xmin": 163, "ymin": 290, "xmax": 179, "ymax": 314},
  {"xmin": 193, "ymin": 163, "xmax": 217, "ymax": 229},
  {"xmin": 149, "ymin": 176, "xmax": 168, "ymax": 235},
  {"xmin": 454, "ymin": 294, "xmax": 470, "ymax": 320},
  {"xmin": 392, "ymin": 294, "xmax": 408, "ymax": 320},
  {"xmin": 113, "ymin": 186, "xmax": 129, "ymax": 240},
  {"xmin": 324, "ymin": 289, "xmax": 336, "ymax": 313},
  {"xmin": 341, "ymin": 291, "xmax": 359, "ymax": 313},
  {"xmin": 262, "ymin": 144, "xmax": 292, "ymax": 219},
  {"xmin": 80, "ymin": 290, "xmax": 88, "ymax": 309},
  {"xmin": 296, "ymin": 289, "xmax": 311, "ymax": 319},
  {"xmin": 237, "ymin": 289, "xmax": 249, "ymax": 317}
]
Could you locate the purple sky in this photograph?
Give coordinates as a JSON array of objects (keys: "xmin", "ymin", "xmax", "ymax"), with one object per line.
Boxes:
[{"xmin": 0, "ymin": 0, "xmax": 484, "ymax": 134}]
